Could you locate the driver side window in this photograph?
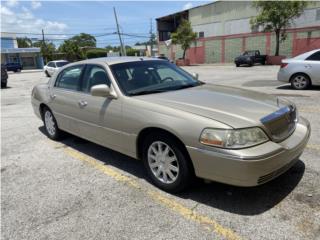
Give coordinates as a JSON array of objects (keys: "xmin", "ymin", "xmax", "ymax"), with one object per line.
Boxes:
[{"xmin": 81, "ymin": 65, "xmax": 111, "ymax": 93}]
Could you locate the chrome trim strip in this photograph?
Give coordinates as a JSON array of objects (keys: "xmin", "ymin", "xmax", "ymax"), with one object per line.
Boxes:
[
  {"xmin": 260, "ymin": 105, "xmax": 294, "ymax": 124},
  {"xmin": 186, "ymin": 145, "xmax": 284, "ymax": 161}
]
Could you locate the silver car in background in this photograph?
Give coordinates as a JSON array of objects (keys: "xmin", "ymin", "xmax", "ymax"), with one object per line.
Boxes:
[
  {"xmin": 32, "ymin": 57, "xmax": 310, "ymax": 192},
  {"xmin": 277, "ymin": 49, "xmax": 320, "ymax": 90}
]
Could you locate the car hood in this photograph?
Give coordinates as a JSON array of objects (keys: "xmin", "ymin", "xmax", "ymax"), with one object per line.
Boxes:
[{"xmin": 135, "ymin": 84, "xmax": 285, "ymax": 128}]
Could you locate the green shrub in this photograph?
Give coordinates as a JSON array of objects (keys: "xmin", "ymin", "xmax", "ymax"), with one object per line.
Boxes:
[
  {"xmin": 126, "ymin": 48, "xmax": 141, "ymax": 56},
  {"xmin": 86, "ymin": 49, "xmax": 107, "ymax": 59}
]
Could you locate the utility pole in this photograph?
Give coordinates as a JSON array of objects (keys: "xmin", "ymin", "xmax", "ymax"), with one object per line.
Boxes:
[
  {"xmin": 42, "ymin": 29, "xmax": 47, "ymax": 63},
  {"xmin": 149, "ymin": 18, "xmax": 153, "ymax": 57},
  {"xmin": 113, "ymin": 7, "xmax": 126, "ymax": 56}
]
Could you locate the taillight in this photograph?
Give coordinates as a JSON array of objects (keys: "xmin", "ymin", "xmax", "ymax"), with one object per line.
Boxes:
[{"xmin": 280, "ymin": 63, "xmax": 288, "ymax": 68}]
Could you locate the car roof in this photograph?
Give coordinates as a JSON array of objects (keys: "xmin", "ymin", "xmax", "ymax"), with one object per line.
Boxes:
[
  {"xmin": 71, "ymin": 57, "xmax": 161, "ymax": 66},
  {"xmin": 293, "ymin": 48, "xmax": 320, "ymax": 60}
]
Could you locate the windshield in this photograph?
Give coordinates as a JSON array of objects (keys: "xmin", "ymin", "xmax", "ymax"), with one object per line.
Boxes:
[
  {"xmin": 110, "ymin": 60, "xmax": 201, "ymax": 96},
  {"xmin": 56, "ymin": 61, "xmax": 69, "ymax": 67}
]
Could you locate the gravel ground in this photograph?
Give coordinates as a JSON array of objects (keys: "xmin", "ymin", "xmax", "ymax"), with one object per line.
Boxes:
[{"xmin": 1, "ymin": 65, "xmax": 319, "ymax": 240}]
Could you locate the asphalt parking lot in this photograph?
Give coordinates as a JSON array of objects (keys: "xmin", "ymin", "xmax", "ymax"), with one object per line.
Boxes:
[{"xmin": 1, "ymin": 65, "xmax": 320, "ymax": 240}]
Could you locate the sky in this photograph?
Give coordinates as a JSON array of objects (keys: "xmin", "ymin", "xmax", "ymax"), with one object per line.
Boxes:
[{"xmin": 1, "ymin": 0, "xmax": 209, "ymax": 47}]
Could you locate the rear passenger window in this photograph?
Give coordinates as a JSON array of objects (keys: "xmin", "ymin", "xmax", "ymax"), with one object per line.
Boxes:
[
  {"xmin": 55, "ymin": 65, "xmax": 84, "ymax": 91},
  {"xmin": 81, "ymin": 65, "xmax": 111, "ymax": 93},
  {"xmin": 306, "ymin": 51, "xmax": 320, "ymax": 61}
]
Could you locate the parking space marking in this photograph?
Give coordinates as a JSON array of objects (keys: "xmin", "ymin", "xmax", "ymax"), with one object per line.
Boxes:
[
  {"xmin": 307, "ymin": 144, "xmax": 320, "ymax": 151},
  {"xmin": 57, "ymin": 143, "xmax": 242, "ymax": 240},
  {"xmin": 299, "ymin": 107, "xmax": 320, "ymax": 113}
]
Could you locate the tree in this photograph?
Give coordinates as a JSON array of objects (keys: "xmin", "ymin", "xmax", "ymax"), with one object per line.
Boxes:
[
  {"xmin": 251, "ymin": 1, "xmax": 308, "ymax": 56},
  {"xmin": 58, "ymin": 33, "xmax": 96, "ymax": 61},
  {"xmin": 33, "ymin": 41, "xmax": 56, "ymax": 62},
  {"xmin": 69, "ymin": 33, "xmax": 96, "ymax": 48},
  {"xmin": 171, "ymin": 19, "xmax": 197, "ymax": 59},
  {"xmin": 58, "ymin": 40, "xmax": 85, "ymax": 61},
  {"xmin": 17, "ymin": 37, "xmax": 33, "ymax": 48}
]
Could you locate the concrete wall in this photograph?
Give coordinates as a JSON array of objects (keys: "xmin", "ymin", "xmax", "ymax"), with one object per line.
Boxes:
[
  {"xmin": 189, "ymin": 1, "xmax": 320, "ymax": 38},
  {"xmin": 159, "ymin": 27, "xmax": 320, "ymax": 63},
  {"xmin": 158, "ymin": 1, "xmax": 320, "ymax": 64}
]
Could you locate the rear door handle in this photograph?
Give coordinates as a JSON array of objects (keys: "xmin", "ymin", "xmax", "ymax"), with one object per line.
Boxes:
[{"xmin": 78, "ymin": 100, "xmax": 87, "ymax": 107}]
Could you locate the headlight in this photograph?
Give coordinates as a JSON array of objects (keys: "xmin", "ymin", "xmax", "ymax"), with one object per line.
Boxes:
[{"xmin": 200, "ymin": 127, "xmax": 269, "ymax": 149}]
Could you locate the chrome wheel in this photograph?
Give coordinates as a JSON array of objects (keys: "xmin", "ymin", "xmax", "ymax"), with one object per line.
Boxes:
[
  {"xmin": 147, "ymin": 141, "xmax": 179, "ymax": 184},
  {"xmin": 44, "ymin": 111, "xmax": 56, "ymax": 136},
  {"xmin": 292, "ymin": 75, "xmax": 308, "ymax": 89}
]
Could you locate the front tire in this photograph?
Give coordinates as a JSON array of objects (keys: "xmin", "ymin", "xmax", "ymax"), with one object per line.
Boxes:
[
  {"xmin": 290, "ymin": 74, "xmax": 311, "ymax": 90},
  {"xmin": 45, "ymin": 70, "xmax": 50, "ymax": 77},
  {"xmin": 1, "ymin": 82, "xmax": 7, "ymax": 88},
  {"xmin": 142, "ymin": 133, "xmax": 193, "ymax": 193},
  {"xmin": 42, "ymin": 107, "xmax": 62, "ymax": 140}
]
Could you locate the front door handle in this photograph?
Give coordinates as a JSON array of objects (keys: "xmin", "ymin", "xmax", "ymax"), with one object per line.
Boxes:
[{"xmin": 78, "ymin": 100, "xmax": 88, "ymax": 107}]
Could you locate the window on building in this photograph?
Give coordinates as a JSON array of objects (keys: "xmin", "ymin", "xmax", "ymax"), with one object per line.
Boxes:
[
  {"xmin": 316, "ymin": 9, "xmax": 320, "ymax": 21},
  {"xmin": 198, "ymin": 32, "xmax": 204, "ymax": 38}
]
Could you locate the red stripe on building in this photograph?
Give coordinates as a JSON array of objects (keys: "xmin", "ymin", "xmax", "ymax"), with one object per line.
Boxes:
[
  {"xmin": 266, "ymin": 32, "xmax": 271, "ymax": 55},
  {"xmin": 242, "ymin": 37, "xmax": 246, "ymax": 52}
]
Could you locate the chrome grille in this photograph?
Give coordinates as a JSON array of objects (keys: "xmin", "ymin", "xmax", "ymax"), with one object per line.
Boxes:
[{"xmin": 260, "ymin": 105, "xmax": 297, "ymax": 142}]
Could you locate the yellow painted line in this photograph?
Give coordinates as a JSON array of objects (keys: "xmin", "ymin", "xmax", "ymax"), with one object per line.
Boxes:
[
  {"xmin": 306, "ymin": 144, "xmax": 320, "ymax": 151},
  {"xmin": 54, "ymin": 143, "xmax": 242, "ymax": 240},
  {"xmin": 299, "ymin": 107, "xmax": 320, "ymax": 113}
]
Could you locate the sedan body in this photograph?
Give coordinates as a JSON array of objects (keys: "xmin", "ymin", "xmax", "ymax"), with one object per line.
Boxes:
[
  {"xmin": 43, "ymin": 60, "xmax": 69, "ymax": 77},
  {"xmin": 32, "ymin": 57, "xmax": 310, "ymax": 192},
  {"xmin": 278, "ymin": 49, "xmax": 320, "ymax": 89}
]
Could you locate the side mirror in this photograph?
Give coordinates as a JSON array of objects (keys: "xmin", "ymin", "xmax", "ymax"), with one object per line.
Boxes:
[
  {"xmin": 90, "ymin": 84, "xmax": 117, "ymax": 98},
  {"xmin": 192, "ymin": 72, "xmax": 199, "ymax": 80}
]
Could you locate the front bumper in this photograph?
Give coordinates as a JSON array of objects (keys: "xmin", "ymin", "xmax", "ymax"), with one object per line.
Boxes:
[{"xmin": 187, "ymin": 117, "xmax": 311, "ymax": 187}]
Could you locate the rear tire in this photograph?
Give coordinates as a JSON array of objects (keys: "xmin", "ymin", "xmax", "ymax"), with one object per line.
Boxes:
[
  {"xmin": 236, "ymin": 63, "xmax": 239, "ymax": 67},
  {"xmin": 290, "ymin": 73, "xmax": 311, "ymax": 90},
  {"xmin": 42, "ymin": 107, "xmax": 62, "ymax": 140},
  {"xmin": 142, "ymin": 132, "xmax": 193, "ymax": 193}
]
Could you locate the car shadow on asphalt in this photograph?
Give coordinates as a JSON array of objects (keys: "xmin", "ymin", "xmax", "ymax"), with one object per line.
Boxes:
[
  {"xmin": 277, "ymin": 85, "xmax": 320, "ymax": 91},
  {"xmin": 39, "ymin": 127, "xmax": 305, "ymax": 216}
]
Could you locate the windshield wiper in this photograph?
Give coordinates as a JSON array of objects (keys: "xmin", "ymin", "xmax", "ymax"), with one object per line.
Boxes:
[
  {"xmin": 172, "ymin": 82, "xmax": 204, "ymax": 90},
  {"xmin": 129, "ymin": 89, "xmax": 167, "ymax": 96}
]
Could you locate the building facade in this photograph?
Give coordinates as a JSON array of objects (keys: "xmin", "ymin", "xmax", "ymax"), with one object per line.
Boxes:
[
  {"xmin": 157, "ymin": 1, "xmax": 320, "ymax": 64},
  {"xmin": 1, "ymin": 33, "xmax": 44, "ymax": 69}
]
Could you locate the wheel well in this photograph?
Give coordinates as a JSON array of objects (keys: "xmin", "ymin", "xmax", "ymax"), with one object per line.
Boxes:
[
  {"xmin": 290, "ymin": 72, "xmax": 312, "ymax": 84},
  {"xmin": 39, "ymin": 103, "xmax": 49, "ymax": 120},
  {"xmin": 136, "ymin": 127, "xmax": 194, "ymax": 171}
]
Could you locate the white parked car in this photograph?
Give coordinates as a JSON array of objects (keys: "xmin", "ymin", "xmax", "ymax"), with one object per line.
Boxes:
[
  {"xmin": 44, "ymin": 60, "xmax": 69, "ymax": 77},
  {"xmin": 277, "ymin": 49, "xmax": 320, "ymax": 90}
]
